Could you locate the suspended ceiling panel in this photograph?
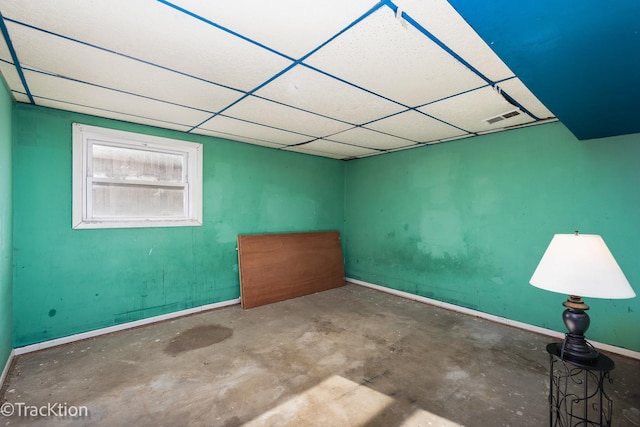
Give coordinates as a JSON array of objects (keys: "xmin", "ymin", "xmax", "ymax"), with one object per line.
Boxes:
[
  {"xmin": 0, "ymin": 30, "xmax": 23, "ymax": 92},
  {"xmin": 0, "ymin": 0, "xmax": 563, "ymax": 160},
  {"xmin": 167, "ymin": 0, "xmax": 377, "ymax": 59},
  {"xmin": 392, "ymin": 0, "xmax": 514, "ymax": 82},
  {"xmin": 419, "ymin": 86, "xmax": 532, "ymax": 133},
  {"xmin": 495, "ymin": 78, "xmax": 555, "ymax": 121},
  {"xmin": 39, "ymin": 98, "xmax": 194, "ymax": 133},
  {"xmin": 366, "ymin": 110, "xmax": 466, "ymax": 143},
  {"xmin": 11, "ymin": 92, "xmax": 32, "ymax": 104},
  {"xmin": 221, "ymin": 95, "xmax": 352, "ymax": 137},
  {"xmin": 198, "ymin": 115, "xmax": 310, "ymax": 147},
  {"xmin": 25, "ymin": 71, "xmax": 213, "ymax": 128},
  {"xmin": 305, "ymin": 7, "xmax": 487, "ymax": 108},
  {"xmin": 6, "ymin": 21, "xmax": 244, "ymax": 113},
  {"xmin": 254, "ymin": 65, "xmax": 405, "ymax": 125},
  {"xmin": 193, "ymin": 127, "xmax": 288, "ymax": 150},
  {"xmin": 0, "ymin": 60, "xmax": 20, "ymax": 92},
  {"xmin": 0, "ymin": 0, "xmax": 292, "ymax": 91},
  {"xmin": 327, "ymin": 127, "xmax": 414, "ymax": 151},
  {"xmin": 284, "ymin": 140, "xmax": 379, "ymax": 159}
]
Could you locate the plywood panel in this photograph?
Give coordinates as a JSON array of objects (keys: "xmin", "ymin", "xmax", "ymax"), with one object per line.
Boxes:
[{"xmin": 237, "ymin": 231, "xmax": 345, "ymax": 309}]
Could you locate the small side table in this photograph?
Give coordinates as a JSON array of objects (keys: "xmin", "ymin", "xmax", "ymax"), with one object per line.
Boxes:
[{"xmin": 546, "ymin": 343, "xmax": 615, "ymax": 427}]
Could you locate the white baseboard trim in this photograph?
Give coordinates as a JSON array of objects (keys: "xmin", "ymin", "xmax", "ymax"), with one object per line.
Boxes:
[
  {"xmin": 1, "ymin": 349, "xmax": 15, "ymax": 390},
  {"xmin": 346, "ymin": 277, "xmax": 640, "ymax": 361},
  {"xmin": 14, "ymin": 298, "xmax": 241, "ymax": 356}
]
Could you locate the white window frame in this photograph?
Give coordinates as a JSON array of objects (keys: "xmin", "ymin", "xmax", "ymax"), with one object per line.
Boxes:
[{"xmin": 72, "ymin": 123, "xmax": 203, "ymax": 229}]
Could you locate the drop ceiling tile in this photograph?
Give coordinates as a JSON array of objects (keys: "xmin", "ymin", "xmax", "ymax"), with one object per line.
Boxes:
[
  {"xmin": 12, "ymin": 92, "xmax": 31, "ymax": 103},
  {"xmin": 305, "ymin": 7, "xmax": 486, "ymax": 107},
  {"xmin": 35, "ymin": 97, "xmax": 193, "ymax": 133},
  {"xmin": 327, "ymin": 127, "xmax": 415, "ymax": 151},
  {"xmin": 0, "ymin": 0, "xmax": 292, "ymax": 91},
  {"xmin": 366, "ymin": 110, "xmax": 467, "ymax": 143},
  {"xmin": 497, "ymin": 78, "xmax": 556, "ymax": 120},
  {"xmin": 419, "ymin": 86, "xmax": 534, "ymax": 133},
  {"xmin": 222, "ymin": 96, "xmax": 352, "ymax": 137},
  {"xmin": 0, "ymin": 34, "xmax": 25, "ymax": 94},
  {"xmin": 0, "ymin": 61, "xmax": 25, "ymax": 94},
  {"xmin": 283, "ymin": 147, "xmax": 348, "ymax": 160},
  {"xmin": 0, "ymin": 34, "xmax": 12, "ymax": 63},
  {"xmin": 255, "ymin": 65, "xmax": 405, "ymax": 124},
  {"xmin": 7, "ymin": 23, "xmax": 244, "ymax": 113},
  {"xmin": 285, "ymin": 140, "xmax": 378, "ymax": 159},
  {"xmin": 0, "ymin": 32, "xmax": 11, "ymax": 59},
  {"xmin": 25, "ymin": 71, "xmax": 212, "ymax": 128},
  {"xmin": 393, "ymin": 0, "xmax": 514, "ymax": 82},
  {"xmin": 192, "ymin": 128, "xmax": 287, "ymax": 149},
  {"xmin": 426, "ymin": 133, "xmax": 475, "ymax": 145},
  {"xmin": 198, "ymin": 115, "xmax": 312, "ymax": 146},
  {"xmin": 168, "ymin": 0, "xmax": 376, "ymax": 58}
]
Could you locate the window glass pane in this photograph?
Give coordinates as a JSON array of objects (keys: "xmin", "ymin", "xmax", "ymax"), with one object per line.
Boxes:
[
  {"xmin": 92, "ymin": 183, "xmax": 185, "ymax": 218},
  {"xmin": 92, "ymin": 144, "xmax": 184, "ymax": 183},
  {"xmin": 73, "ymin": 123, "xmax": 202, "ymax": 229}
]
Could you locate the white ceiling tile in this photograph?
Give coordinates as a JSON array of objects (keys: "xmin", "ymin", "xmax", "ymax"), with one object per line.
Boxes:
[
  {"xmin": 168, "ymin": 0, "xmax": 376, "ymax": 58},
  {"xmin": 427, "ymin": 133, "xmax": 475, "ymax": 145},
  {"xmin": 283, "ymin": 146, "xmax": 349, "ymax": 160},
  {"xmin": 35, "ymin": 97, "xmax": 193, "ymax": 132},
  {"xmin": 393, "ymin": 0, "xmax": 514, "ymax": 82},
  {"xmin": 305, "ymin": 7, "xmax": 486, "ymax": 107},
  {"xmin": 12, "ymin": 92, "xmax": 31, "ymax": 103},
  {"xmin": 0, "ymin": 33, "xmax": 12, "ymax": 63},
  {"xmin": 255, "ymin": 65, "xmax": 405, "ymax": 124},
  {"xmin": 223, "ymin": 96, "xmax": 352, "ymax": 137},
  {"xmin": 25, "ymin": 71, "xmax": 212, "ymax": 128},
  {"xmin": 192, "ymin": 128, "xmax": 287, "ymax": 149},
  {"xmin": 419, "ymin": 86, "xmax": 534, "ymax": 132},
  {"xmin": 497, "ymin": 78, "xmax": 556, "ymax": 120},
  {"xmin": 365, "ymin": 110, "xmax": 467, "ymax": 143},
  {"xmin": 285, "ymin": 140, "xmax": 378, "ymax": 159},
  {"xmin": 0, "ymin": 0, "xmax": 292, "ymax": 91},
  {"xmin": 327, "ymin": 127, "xmax": 415, "ymax": 150},
  {"xmin": 0, "ymin": 61, "xmax": 25, "ymax": 94},
  {"xmin": 7, "ymin": 22, "xmax": 244, "ymax": 113},
  {"xmin": 0, "ymin": 33, "xmax": 26, "ymax": 94},
  {"xmin": 0, "ymin": 30, "xmax": 11, "ymax": 58},
  {"xmin": 198, "ymin": 115, "xmax": 311, "ymax": 146}
]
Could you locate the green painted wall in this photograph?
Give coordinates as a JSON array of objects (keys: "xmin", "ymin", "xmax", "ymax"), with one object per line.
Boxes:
[
  {"xmin": 12, "ymin": 104, "xmax": 345, "ymax": 347},
  {"xmin": 344, "ymin": 122, "xmax": 640, "ymax": 352},
  {"xmin": 9, "ymin": 104, "xmax": 640, "ymax": 354},
  {"xmin": 0, "ymin": 77, "xmax": 13, "ymax": 369}
]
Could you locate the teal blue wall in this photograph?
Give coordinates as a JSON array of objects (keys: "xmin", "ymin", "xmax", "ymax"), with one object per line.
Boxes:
[
  {"xmin": 12, "ymin": 104, "xmax": 345, "ymax": 347},
  {"xmin": 8, "ymin": 104, "xmax": 640, "ymax": 353},
  {"xmin": 0, "ymin": 78, "xmax": 13, "ymax": 369},
  {"xmin": 344, "ymin": 122, "xmax": 640, "ymax": 352}
]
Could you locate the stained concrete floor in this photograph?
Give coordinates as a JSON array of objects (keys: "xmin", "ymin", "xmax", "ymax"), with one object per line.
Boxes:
[{"xmin": 2, "ymin": 284, "xmax": 639, "ymax": 427}]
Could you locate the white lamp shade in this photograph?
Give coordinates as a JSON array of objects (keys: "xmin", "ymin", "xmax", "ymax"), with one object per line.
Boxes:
[{"xmin": 530, "ymin": 234, "xmax": 636, "ymax": 299}]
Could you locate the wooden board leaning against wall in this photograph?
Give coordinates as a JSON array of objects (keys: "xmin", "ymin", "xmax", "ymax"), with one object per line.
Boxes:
[{"xmin": 237, "ymin": 231, "xmax": 345, "ymax": 309}]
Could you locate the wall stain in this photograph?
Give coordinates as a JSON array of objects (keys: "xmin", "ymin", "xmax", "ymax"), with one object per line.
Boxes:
[{"xmin": 164, "ymin": 324, "xmax": 233, "ymax": 356}]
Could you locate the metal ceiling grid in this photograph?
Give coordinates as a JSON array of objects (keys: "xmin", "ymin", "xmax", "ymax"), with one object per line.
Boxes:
[{"xmin": 0, "ymin": 0, "xmax": 556, "ymax": 160}]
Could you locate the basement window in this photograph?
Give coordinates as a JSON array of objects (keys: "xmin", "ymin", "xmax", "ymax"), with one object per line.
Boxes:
[{"xmin": 72, "ymin": 123, "xmax": 202, "ymax": 229}]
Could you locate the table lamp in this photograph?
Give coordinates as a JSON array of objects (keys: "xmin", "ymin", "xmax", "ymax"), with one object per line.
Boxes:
[{"xmin": 529, "ymin": 231, "xmax": 636, "ymax": 363}]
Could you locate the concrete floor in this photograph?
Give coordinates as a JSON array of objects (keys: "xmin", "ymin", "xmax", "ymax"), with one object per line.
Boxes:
[{"xmin": 1, "ymin": 284, "xmax": 639, "ymax": 427}]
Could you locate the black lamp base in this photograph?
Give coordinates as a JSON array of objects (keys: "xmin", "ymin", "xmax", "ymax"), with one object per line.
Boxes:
[
  {"xmin": 561, "ymin": 333, "xmax": 599, "ymax": 363},
  {"xmin": 559, "ymin": 296, "xmax": 599, "ymax": 363}
]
